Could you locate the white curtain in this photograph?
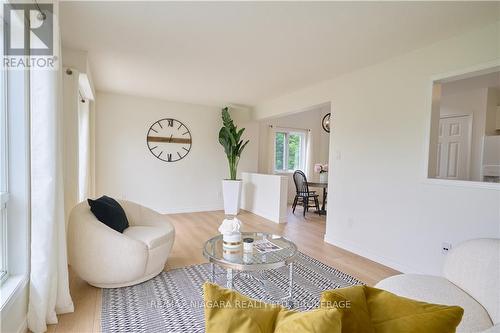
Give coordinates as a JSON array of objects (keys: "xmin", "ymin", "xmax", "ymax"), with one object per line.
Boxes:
[
  {"xmin": 305, "ymin": 130, "xmax": 314, "ymax": 180},
  {"xmin": 28, "ymin": 10, "xmax": 74, "ymax": 333},
  {"xmin": 62, "ymin": 68, "xmax": 80, "ymax": 223},
  {"xmin": 78, "ymin": 98, "xmax": 90, "ymax": 201},
  {"xmin": 267, "ymin": 125, "xmax": 275, "ymax": 173}
]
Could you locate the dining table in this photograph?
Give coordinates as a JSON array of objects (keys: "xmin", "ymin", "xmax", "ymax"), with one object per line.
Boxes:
[{"xmin": 306, "ymin": 181, "xmax": 328, "ymax": 215}]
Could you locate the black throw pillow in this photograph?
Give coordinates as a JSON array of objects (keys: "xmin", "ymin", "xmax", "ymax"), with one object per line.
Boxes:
[{"xmin": 87, "ymin": 196, "xmax": 129, "ymax": 233}]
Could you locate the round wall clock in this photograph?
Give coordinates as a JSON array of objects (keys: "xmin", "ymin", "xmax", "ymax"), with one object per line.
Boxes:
[
  {"xmin": 322, "ymin": 113, "xmax": 331, "ymax": 133},
  {"xmin": 146, "ymin": 118, "xmax": 192, "ymax": 162}
]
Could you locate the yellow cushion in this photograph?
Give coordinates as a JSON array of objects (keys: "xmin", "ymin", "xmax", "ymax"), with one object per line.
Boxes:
[
  {"xmin": 320, "ymin": 285, "xmax": 464, "ymax": 333},
  {"xmin": 321, "ymin": 285, "xmax": 375, "ymax": 333},
  {"xmin": 203, "ymin": 282, "xmax": 342, "ymax": 333}
]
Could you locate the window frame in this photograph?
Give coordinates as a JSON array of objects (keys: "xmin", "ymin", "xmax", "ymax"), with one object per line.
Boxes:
[
  {"xmin": 273, "ymin": 127, "xmax": 307, "ymax": 173},
  {"xmin": 0, "ymin": 26, "xmax": 8, "ymax": 284},
  {"xmin": 0, "ymin": 2, "xmax": 31, "ymax": 311},
  {"xmin": 423, "ymin": 61, "xmax": 500, "ymax": 190}
]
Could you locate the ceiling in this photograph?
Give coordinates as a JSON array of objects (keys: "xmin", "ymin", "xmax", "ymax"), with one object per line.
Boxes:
[{"xmin": 60, "ymin": 2, "xmax": 500, "ymax": 107}]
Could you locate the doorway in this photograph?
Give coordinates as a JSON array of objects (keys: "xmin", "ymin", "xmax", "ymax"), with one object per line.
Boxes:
[
  {"xmin": 257, "ymin": 102, "xmax": 332, "ymax": 220},
  {"xmin": 436, "ymin": 115, "xmax": 472, "ymax": 180}
]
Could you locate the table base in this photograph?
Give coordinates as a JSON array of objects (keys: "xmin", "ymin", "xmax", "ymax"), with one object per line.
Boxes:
[{"xmin": 209, "ymin": 262, "xmax": 294, "ymax": 307}]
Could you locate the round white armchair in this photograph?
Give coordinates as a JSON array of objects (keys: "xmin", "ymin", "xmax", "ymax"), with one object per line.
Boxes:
[
  {"xmin": 375, "ymin": 238, "xmax": 500, "ymax": 333},
  {"xmin": 68, "ymin": 200, "xmax": 175, "ymax": 288}
]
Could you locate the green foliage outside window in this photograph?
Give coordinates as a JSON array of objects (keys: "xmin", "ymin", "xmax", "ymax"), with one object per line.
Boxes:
[
  {"xmin": 275, "ymin": 132, "xmax": 285, "ymax": 170},
  {"xmin": 288, "ymin": 134, "xmax": 301, "ymax": 170},
  {"xmin": 274, "ymin": 131, "xmax": 303, "ymax": 172}
]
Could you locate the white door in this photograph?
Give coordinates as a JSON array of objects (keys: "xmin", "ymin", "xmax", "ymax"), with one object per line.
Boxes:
[{"xmin": 436, "ymin": 115, "xmax": 472, "ymax": 180}]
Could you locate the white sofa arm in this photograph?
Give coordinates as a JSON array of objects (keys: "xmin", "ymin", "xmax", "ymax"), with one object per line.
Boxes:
[{"xmin": 68, "ymin": 202, "xmax": 149, "ymax": 286}]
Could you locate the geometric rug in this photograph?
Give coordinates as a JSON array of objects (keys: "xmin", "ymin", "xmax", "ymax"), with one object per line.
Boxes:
[{"xmin": 101, "ymin": 252, "xmax": 364, "ymax": 333}]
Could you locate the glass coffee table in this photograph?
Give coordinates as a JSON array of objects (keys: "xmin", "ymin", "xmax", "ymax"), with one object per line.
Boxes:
[{"xmin": 203, "ymin": 232, "xmax": 298, "ymax": 303}]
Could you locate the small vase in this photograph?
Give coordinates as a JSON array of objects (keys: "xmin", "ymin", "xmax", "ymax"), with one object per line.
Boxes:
[
  {"xmin": 222, "ymin": 232, "xmax": 242, "ymax": 261},
  {"xmin": 320, "ymin": 172, "xmax": 328, "ymax": 183},
  {"xmin": 222, "ymin": 232, "xmax": 242, "ymax": 248}
]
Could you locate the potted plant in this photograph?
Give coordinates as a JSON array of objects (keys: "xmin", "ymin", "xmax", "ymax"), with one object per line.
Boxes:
[{"xmin": 219, "ymin": 107, "xmax": 249, "ymax": 215}]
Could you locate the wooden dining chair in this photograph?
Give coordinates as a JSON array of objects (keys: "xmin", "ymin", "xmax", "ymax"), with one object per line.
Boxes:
[{"xmin": 292, "ymin": 170, "xmax": 320, "ymax": 217}]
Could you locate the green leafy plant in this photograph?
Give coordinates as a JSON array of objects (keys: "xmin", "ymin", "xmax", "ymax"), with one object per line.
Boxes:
[{"xmin": 218, "ymin": 107, "xmax": 249, "ymax": 180}]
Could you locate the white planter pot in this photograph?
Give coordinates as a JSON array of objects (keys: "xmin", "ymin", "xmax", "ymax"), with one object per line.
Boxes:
[{"xmin": 222, "ymin": 180, "xmax": 242, "ymax": 215}]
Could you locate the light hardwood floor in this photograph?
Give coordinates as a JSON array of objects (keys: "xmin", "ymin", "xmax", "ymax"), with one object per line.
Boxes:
[{"xmin": 47, "ymin": 207, "xmax": 399, "ymax": 333}]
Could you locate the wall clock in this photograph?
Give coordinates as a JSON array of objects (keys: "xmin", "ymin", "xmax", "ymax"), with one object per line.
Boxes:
[
  {"xmin": 146, "ymin": 118, "xmax": 192, "ymax": 162},
  {"xmin": 322, "ymin": 113, "xmax": 331, "ymax": 133}
]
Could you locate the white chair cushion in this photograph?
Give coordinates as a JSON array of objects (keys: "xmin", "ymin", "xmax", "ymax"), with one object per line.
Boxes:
[
  {"xmin": 376, "ymin": 274, "xmax": 493, "ymax": 333},
  {"xmin": 124, "ymin": 226, "xmax": 171, "ymax": 249}
]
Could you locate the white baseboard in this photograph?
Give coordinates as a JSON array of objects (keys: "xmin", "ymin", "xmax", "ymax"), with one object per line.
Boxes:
[
  {"xmin": 161, "ymin": 204, "xmax": 286, "ymax": 224},
  {"xmin": 324, "ymin": 233, "xmax": 419, "ymax": 274},
  {"xmin": 162, "ymin": 204, "xmax": 224, "ymax": 214},
  {"xmin": 241, "ymin": 207, "xmax": 283, "ymax": 224}
]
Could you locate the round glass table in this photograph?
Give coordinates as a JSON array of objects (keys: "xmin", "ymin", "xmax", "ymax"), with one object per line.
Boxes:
[{"xmin": 203, "ymin": 232, "xmax": 298, "ymax": 303}]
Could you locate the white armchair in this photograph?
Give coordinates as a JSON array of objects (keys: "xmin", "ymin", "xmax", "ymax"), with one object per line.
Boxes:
[
  {"xmin": 376, "ymin": 239, "xmax": 500, "ymax": 333},
  {"xmin": 68, "ymin": 200, "xmax": 175, "ymax": 288}
]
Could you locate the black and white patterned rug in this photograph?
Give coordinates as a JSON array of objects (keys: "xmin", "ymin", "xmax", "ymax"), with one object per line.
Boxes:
[{"xmin": 101, "ymin": 252, "xmax": 363, "ymax": 333}]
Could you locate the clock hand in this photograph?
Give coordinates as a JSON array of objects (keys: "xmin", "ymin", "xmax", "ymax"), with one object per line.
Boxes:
[
  {"xmin": 169, "ymin": 134, "xmax": 173, "ymax": 142},
  {"xmin": 147, "ymin": 136, "xmax": 192, "ymax": 144}
]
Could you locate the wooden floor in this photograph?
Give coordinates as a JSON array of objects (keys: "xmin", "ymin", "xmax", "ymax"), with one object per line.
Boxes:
[{"xmin": 47, "ymin": 207, "xmax": 398, "ymax": 333}]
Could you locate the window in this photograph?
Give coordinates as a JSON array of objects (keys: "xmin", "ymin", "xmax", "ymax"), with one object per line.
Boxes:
[
  {"xmin": 0, "ymin": 11, "xmax": 30, "ymax": 294},
  {"xmin": 274, "ymin": 129, "xmax": 306, "ymax": 172},
  {"xmin": 0, "ymin": 44, "xmax": 7, "ymax": 282}
]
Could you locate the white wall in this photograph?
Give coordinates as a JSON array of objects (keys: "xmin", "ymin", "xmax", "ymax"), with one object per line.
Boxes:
[
  {"xmin": 258, "ymin": 106, "xmax": 330, "ymax": 202},
  {"xmin": 95, "ymin": 92, "xmax": 258, "ymax": 213},
  {"xmin": 1, "ymin": 285, "xmax": 28, "ymax": 333},
  {"xmin": 241, "ymin": 172, "xmax": 288, "ymax": 223},
  {"xmin": 62, "ymin": 47, "xmax": 97, "ymax": 217},
  {"xmin": 255, "ymin": 21, "xmax": 500, "ymax": 275}
]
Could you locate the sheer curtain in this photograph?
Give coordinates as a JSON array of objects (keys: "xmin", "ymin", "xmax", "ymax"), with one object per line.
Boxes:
[
  {"xmin": 267, "ymin": 125, "xmax": 275, "ymax": 173},
  {"xmin": 305, "ymin": 130, "xmax": 314, "ymax": 180},
  {"xmin": 62, "ymin": 68, "xmax": 79, "ymax": 223},
  {"xmin": 28, "ymin": 10, "xmax": 74, "ymax": 333},
  {"xmin": 78, "ymin": 98, "xmax": 90, "ymax": 201}
]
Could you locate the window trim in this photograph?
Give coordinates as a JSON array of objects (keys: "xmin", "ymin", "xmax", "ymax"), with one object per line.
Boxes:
[
  {"xmin": 273, "ymin": 127, "xmax": 307, "ymax": 173},
  {"xmin": 0, "ymin": 193, "xmax": 8, "ymax": 284},
  {"xmin": 0, "ymin": 65, "xmax": 31, "ymax": 308},
  {"xmin": 0, "ymin": 2, "xmax": 31, "ymax": 312},
  {"xmin": 0, "ymin": 55, "xmax": 8, "ymax": 283},
  {"xmin": 0, "ymin": 64, "xmax": 30, "ymax": 295}
]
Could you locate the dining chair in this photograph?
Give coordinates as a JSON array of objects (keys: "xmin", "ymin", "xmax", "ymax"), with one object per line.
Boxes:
[{"xmin": 292, "ymin": 170, "xmax": 320, "ymax": 217}]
